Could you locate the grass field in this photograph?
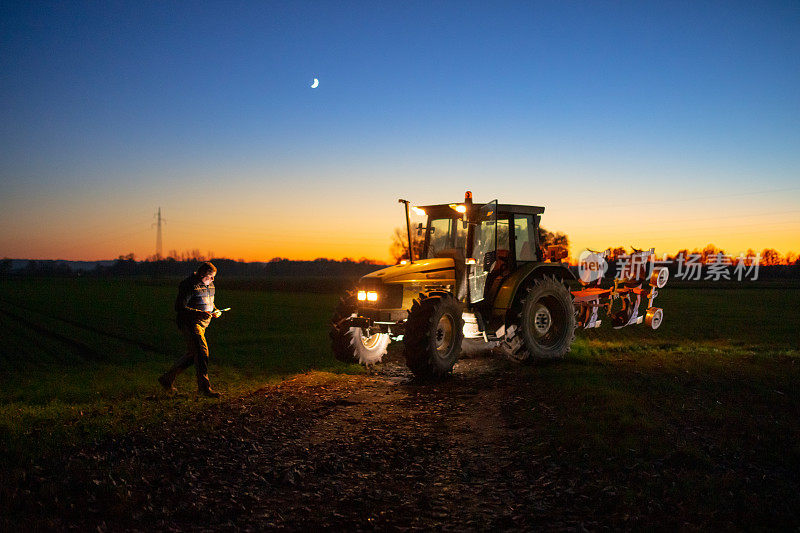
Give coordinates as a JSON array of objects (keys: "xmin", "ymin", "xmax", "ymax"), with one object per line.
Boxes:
[
  {"xmin": 0, "ymin": 276, "xmax": 797, "ymax": 470},
  {"xmin": 0, "ymin": 277, "xmax": 350, "ymax": 462}
]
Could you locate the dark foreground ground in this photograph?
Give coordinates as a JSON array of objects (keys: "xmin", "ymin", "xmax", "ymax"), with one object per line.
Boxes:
[{"xmin": 3, "ymin": 344, "xmax": 799, "ymax": 532}]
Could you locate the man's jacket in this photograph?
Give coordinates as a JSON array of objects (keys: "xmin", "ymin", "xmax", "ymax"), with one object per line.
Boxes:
[{"xmin": 175, "ymin": 274, "xmax": 215, "ymax": 328}]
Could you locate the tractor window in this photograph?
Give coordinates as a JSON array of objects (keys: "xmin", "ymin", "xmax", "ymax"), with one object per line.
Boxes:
[
  {"xmin": 427, "ymin": 218, "xmax": 466, "ymax": 258},
  {"xmin": 497, "ymin": 218, "xmax": 510, "ymax": 252},
  {"xmin": 455, "ymin": 220, "xmax": 467, "ymax": 250},
  {"xmin": 469, "ymin": 200, "xmax": 497, "ymax": 303},
  {"xmin": 515, "ymin": 215, "xmax": 536, "ymax": 261}
]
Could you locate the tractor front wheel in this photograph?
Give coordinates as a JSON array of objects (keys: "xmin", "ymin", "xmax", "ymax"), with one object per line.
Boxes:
[
  {"xmin": 329, "ymin": 290, "xmax": 390, "ymax": 365},
  {"xmin": 504, "ymin": 276, "xmax": 575, "ymax": 362},
  {"xmin": 403, "ymin": 293, "xmax": 464, "ymax": 378}
]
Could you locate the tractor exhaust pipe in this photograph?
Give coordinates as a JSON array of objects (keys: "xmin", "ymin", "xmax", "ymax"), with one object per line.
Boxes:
[{"xmin": 398, "ymin": 199, "xmax": 414, "ymax": 264}]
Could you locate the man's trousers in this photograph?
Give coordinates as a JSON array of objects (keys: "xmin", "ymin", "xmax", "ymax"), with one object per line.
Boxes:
[{"xmin": 163, "ymin": 323, "xmax": 211, "ymax": 391}]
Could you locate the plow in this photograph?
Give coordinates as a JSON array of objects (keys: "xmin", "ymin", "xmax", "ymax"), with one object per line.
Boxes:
[{"xmin": 572, "ymin": 248, "xmax": 668, "ymax": 331}]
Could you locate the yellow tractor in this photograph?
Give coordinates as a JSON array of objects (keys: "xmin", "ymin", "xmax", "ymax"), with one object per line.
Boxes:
[{"xmin": 330, "ymin": 192, "xmax": 666, "ymax": 378}]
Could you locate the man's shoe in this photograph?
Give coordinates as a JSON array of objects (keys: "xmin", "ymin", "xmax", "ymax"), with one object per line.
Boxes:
[
  {"xmin": 158, "ymin": 374, "xmax": 177, "ymax": 393},
  {"xmin": 200, "ymin": 389, "xmax": 221, "ymax": 398}
]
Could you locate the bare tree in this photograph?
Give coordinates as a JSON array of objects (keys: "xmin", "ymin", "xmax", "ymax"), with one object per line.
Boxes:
[
  {"xmin": 701, "ymin": 243, "xmax": 724, "ymax": 263},
  {"xmin": 761, "ymin": 248, "xmax": 782, "ymax": 266},
  {"xmin": 389, "ymin": 227, "xmax": 424, "ymax": 263},
  {"xmin": 538, "ymin": 226, "xmax": 569, "ymax": 257}
]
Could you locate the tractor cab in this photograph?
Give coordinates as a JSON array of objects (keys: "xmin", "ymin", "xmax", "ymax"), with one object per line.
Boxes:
[{"xmin": 415, "ymin": 196, "xmax": 547, "ymax": 307}]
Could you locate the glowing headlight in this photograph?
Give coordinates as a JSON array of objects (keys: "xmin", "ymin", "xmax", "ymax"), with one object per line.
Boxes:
[{"xmin": 357, "ymin": 290, "xmax": 378, "ymax": 301}]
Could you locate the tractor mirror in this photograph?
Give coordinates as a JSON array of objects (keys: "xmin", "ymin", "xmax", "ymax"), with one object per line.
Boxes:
[{"xmin": 416, "ymin": 222, "xmax": 424, "ymax": 236}]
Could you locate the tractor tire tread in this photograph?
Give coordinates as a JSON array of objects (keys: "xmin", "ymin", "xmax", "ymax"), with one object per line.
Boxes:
[
  {"xmin": 403, "ymin": 293, "xmax": 464, "ymax": 378},
  {"xmin": 503, "ymin": 275, "xmax": 576, "ymax": 363}
]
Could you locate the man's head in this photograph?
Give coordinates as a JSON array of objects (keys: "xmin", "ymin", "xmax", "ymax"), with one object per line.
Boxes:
[{"xmin": 196, "ymin": 261, "xmax": 217, "ymax": 286}]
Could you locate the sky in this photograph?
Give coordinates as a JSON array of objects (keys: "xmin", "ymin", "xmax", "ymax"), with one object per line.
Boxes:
[{"xmin": 1, "ymin": 0, "xmax": 798, "ymax": 263}]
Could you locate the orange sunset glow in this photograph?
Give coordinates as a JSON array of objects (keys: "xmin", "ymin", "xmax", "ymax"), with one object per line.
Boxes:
[{"xmin": 2, "ymin": 175, "xmax": 797, "ymax": 264}]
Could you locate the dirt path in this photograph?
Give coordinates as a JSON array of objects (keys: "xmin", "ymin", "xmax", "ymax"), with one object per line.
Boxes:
[
  {"xmin": 3, "ymin": 348, "xmax": 597, "ymax": 531},
  {"xmin": 10, "ymin": 346, "xmax": 776, "ymax": 531}
]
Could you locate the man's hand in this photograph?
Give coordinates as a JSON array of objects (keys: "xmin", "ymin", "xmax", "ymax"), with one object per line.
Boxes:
[{"xmin": 212, "ymin": 310, "xmax": 223, "ymax": 318}]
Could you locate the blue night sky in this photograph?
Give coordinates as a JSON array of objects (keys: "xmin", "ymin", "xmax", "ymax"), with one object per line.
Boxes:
[{"xmin": 1, "ymin": 1, "xmax": 798, "ymax": 261}]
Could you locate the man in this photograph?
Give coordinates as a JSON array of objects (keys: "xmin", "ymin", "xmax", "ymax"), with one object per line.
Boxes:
[{"xmin": 159, "ymin": 261, "xmax": 223, "ymax": 397}]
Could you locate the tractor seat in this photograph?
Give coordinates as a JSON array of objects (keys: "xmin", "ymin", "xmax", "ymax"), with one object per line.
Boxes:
[{"xmin": 495, "ymin": 248, "xmax": 510, "ymax": 265}]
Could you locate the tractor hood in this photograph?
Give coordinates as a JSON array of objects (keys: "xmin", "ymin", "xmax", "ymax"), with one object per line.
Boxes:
[{"xmin": 361, "ymin": 258, "xmax": 456, "ymax": 285}]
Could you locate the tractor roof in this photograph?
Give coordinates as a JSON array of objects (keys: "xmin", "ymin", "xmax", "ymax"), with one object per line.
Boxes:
[{"xmin": 419, "ymin": 203, "xmax": 545, "ymax": 218}]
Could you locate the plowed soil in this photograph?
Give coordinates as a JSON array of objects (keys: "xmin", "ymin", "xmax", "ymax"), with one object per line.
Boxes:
[{"xmin": 3, "ymin": 348, "xmax": 798, "ymax": 531}]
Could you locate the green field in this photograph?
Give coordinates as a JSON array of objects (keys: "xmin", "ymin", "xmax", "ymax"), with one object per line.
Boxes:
[
  {"xmin": 0, "ymin": 277, "xmax": 797, "ymax": 466},
  {"xmin": 0, "ymin": 277, "xmax": 350, "ymax": 461}
]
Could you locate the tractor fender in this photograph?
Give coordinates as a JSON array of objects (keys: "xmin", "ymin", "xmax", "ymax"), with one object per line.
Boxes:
[
  {"xmin": 414, "ymin": 289, "xmax": 453, "ymax": 302},
  {"xmin": 492, "ymin": 262, "xmax": 575, "ymax": 316}
]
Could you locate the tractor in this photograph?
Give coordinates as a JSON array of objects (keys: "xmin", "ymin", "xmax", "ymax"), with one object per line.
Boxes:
[{"xmin": 330, "ymin": 192, "xmax": 667, "ymax": 378}]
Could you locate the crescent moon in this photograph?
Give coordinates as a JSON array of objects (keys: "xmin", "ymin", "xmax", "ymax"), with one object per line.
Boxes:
[{"xmin": 311, "ymin": 78, "xmax": 319, "ymax": 88}]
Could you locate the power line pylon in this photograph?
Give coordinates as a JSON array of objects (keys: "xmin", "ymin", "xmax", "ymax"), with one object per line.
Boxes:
[{"xmin": 153, "ymin": 207, "xmax": 165, "ymax": 260}]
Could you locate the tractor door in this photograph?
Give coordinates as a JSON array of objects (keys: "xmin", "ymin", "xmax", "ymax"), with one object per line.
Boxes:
[{"xmin": 469, "ymin": 200, "xmax": 497, "ymax": 303}]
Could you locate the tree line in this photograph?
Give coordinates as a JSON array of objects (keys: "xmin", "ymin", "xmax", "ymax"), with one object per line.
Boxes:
[{"xmin": 0, "ymin": 256, "xmax": 385, "ymax": 279}]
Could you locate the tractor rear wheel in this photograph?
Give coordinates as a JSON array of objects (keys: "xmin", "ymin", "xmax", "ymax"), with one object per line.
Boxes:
[
  {"xmin": 504, "ymin": 276, "xmax": 575, "ymax": 362},
  {"xmin": 403, "ymin": 293, "xmax": 464, "ymax": 378},
  {"xmin": 329, "ymin": 289, "xmax": 390, "ymax": 365}
]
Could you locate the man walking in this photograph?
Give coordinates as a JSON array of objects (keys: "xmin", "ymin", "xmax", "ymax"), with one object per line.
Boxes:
[{"xmin": 159, "ymin": 261, "xmax": 223, "ymax": 397}]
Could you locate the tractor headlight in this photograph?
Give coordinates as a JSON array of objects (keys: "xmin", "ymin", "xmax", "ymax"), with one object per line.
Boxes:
[{"xmin": 357, "ymin": 290, "xmax": 379, "ymax": 302}]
